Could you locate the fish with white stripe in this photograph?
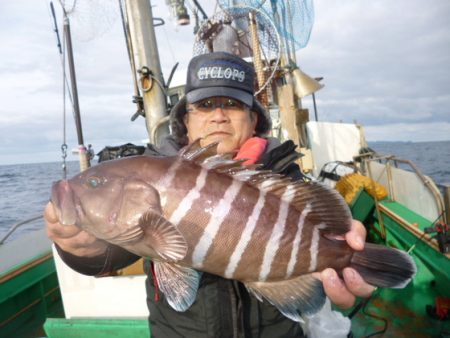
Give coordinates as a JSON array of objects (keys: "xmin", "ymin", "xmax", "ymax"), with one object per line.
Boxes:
[{"xmin": 50, "ymin": 140, "xmax": 417, "ymax": 321}]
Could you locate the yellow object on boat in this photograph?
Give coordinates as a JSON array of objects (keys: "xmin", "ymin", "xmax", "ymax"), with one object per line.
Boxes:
[{"xmin": 335, "ymin": 173, "xmax": 388, "ymax": 204}]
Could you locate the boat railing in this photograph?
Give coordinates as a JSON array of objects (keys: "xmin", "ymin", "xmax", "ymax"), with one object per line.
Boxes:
[
  {"xmin": 361, "ymin": 155, "xmax": 447, "ymax": 225},
  {"xmin": 0, "ymin": 215, "xmax": 43, "ymax": 245}
]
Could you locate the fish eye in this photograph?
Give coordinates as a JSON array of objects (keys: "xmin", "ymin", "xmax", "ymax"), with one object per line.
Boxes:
[{"xmin": 86, "ymin": 176, "xmax": 102, "ymax": 188}]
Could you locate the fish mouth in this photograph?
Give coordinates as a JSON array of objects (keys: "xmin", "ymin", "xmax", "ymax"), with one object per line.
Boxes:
[{"xmin": 51, "ymin": 180, "xmax": 78, "ymax": 226}]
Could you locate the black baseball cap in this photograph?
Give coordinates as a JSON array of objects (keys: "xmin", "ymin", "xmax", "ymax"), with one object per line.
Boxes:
[{"xmin": 170, "ymin": 52, "xmax": 272, "ymax": 145}]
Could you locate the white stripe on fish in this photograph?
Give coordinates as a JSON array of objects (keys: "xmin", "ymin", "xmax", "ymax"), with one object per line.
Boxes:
[
  {"xmin": 259, "ymin": 184, "xmax": 296, "ymax": 281},
  {"xmin": 158, "ymin": 158, "xmax": 183, "ymax": 208},
  {"xmin": 192, "ymin": 179, "xmax": 243, "ymax": 269},
  {"xmin": 169, "ymin": 168, "xmax": 208, "ymax": 225},
  {"xmin": 286, "ymin": 203, "xmax": 312, "ymax": 278},
  {"xmin": 309, "ymin": 223, "xmax": 327, "ymax": 272},
  {"xmin": 224, "ymin": 189, "xmax": 267, "ymax": 279}
]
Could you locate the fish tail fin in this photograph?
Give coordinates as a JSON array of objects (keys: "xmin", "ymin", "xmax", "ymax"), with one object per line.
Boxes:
[{"xmin": 350, "ymin": 242, "xmax": 417, "ymax": 288}]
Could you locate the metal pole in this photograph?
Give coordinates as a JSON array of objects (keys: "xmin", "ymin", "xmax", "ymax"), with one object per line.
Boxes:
[
  {"xmin": 125, "ymin": 0, "xmax": 168, "ymax": 146},
  {"xmin": 312, "ymin": 92, "xmax": 318, "ymax": 121},
  {"xmin": 313, "ymin": 77, "xmax": 323, "ymax": 121},
  {"xmin": 63, "ymin": 14, "xmax": 90, "ymax": 171},
  {"xmin": 444, "ymin": 184, "xmax": 450, "ymax": 225}
]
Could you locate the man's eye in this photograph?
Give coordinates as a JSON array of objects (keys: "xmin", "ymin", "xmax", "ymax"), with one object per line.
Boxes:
[
  {"xmin": 225, "ymin": 99, "xmax": 238, "ymax": 108},
  {"xmin": 199, "ymin": 99, "xmax": 214, "ymax": 109},
  {"xmin": 87, "ymin": 177, "xmax": 102, "ymax": 188}
]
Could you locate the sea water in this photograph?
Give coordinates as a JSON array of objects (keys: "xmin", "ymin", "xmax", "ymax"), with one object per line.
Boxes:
[
  {"xmin": 0, "ymin": 141, "xmax": 449, "ymax": 243},
  {"xmin": 0, "ymin": 161, "xmax": 80, "ymax": 243}
]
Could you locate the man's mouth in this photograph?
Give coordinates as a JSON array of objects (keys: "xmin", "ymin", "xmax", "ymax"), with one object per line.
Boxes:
[{"xmin": 206, "ymin": 131, "xmax": 231, "ymax": 138}]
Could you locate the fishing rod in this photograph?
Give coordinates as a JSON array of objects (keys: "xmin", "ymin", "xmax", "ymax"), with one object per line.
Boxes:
[
  {"xmin": 62, "ymin": 10, "xmax": 90, "ymax": 171},
  {"xmin": 50, "ymin": 1, "xmax": 91, "ymax": 172},
  {"xmin": 118, "ymin": 0, "xmax": 144, "ymax": 122},
  {"xmin": 50, "ymin": 1, "xmax": 74, "ymax": 178}
]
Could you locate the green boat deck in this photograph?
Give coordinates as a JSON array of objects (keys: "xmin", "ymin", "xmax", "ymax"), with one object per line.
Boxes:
[
  {"xmin": 44, "ymin": 318, "xmax": 150, "ymax": 338},
  {"xmin": 0, "ymin": 252, "xmax": 64, "ymax": 337},
  {"xmin": 346, "ymin": 189, "xmax": 450, "ymax": 337}
]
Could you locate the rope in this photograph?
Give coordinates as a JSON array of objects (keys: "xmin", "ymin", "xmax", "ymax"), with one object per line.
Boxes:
[
  {"xmin": 248, "ymin": 11, "xmax": 268, "ymax": 107},
  {"xmin": 61, "ymin": 23, "xmax": 68, "ymax": 179},
  {"xmin": 0, "ymin": 215, "xmax": 44, "ymax": 245},
  {"xmin": 161, "ymin": 24, "xmax": 176, "ymax": 66},
  {"xmin": 49, "ymin": 1, "xmax": 72, "ymax": 178}
]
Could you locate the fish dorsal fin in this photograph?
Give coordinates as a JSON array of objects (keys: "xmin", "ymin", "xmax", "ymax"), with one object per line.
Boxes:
[
  {"xmin": 139, "ymin": 210, "xmax": 188, "ymax": 261},
  {"xmin": 245, "ymin": 273, "xmax": 326, "ymax": 322},
  {"xmin": 204, "ymin": 154, "xmax": 245, "ymax": 171},
  {"xmin": 180, "ymin": 139, "xmax": 220, "ymax": 162},
  {"xmin": 257, "ymin": 179, "xmax": 352, "ymax": 235},
  {"xmin": 288, "ymin": 181, "xmax": 352, "ymax": 235},
  {"xmin": 179, "ymin": 138, "xmax": 202, "ymax": 158},
  {"xmin": 153, "ymin": 262, "xmax": 201, "ymax": 312},
  {"xmin": 179, "ymin": 143, "xmax": 351, "ymax": 235}
]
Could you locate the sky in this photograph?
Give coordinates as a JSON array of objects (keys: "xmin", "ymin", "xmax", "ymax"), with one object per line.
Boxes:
[{"xmin": 0, "ymin": 0, "xmax": 449, "ymax": 165}]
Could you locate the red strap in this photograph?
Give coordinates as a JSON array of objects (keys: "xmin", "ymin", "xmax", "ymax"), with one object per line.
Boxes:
[
  {"xmin": 234, "ymin": 137, "xmax": 268, "ymax": 165},
  {"xmin": 150, "ymin": 262, "xmax": 160, "ymax": 302},
  {"xmin": 436, "ymin": 297, "xmax": 450, "ymax": 319}
]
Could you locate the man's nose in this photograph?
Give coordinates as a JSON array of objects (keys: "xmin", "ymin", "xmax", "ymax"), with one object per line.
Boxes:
[{"xmin": 210, "ymin": 106, "xmax": 229, "ymax": 122}]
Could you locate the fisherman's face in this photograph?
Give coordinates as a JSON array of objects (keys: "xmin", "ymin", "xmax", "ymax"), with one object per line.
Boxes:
[{"xmin": 184, "ymin": 96, "xmax": 257, "ymax": 154}]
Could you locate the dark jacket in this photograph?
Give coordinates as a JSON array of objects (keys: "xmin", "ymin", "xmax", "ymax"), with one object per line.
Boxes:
[{"xmin": 55, "ymin": 136, "xmax": 306, "ymax": 338}]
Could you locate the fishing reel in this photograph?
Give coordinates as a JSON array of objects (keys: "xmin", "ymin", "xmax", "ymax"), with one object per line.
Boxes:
[{"xmin": 424, "ymin": 221, "xmax": 450, "ymax": 254}]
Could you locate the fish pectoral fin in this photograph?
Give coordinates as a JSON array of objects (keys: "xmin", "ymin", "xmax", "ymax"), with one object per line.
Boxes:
[
  {"xmin": 245, "ymin": 274, "xmax": 326, "ymax": 322},
  {"xmin": 153, "ymin": 262, "xmax": 201, "ymax": 312},
  {"xmin": 139, "ymin": 210, "xmax": 187, "ymax": 262}
]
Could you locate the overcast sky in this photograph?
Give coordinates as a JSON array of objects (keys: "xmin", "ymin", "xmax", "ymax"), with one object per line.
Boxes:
[{"xmin": 0, "ymin": 0, "xmax": 449, "ymax": 165}]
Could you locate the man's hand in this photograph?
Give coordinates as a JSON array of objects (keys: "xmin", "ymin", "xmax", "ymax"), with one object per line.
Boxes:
[
  {"xmin": 318, "ymin": 219, "xmax": 375, "ymax": 309},
  {"xmin": 45, "ymin": 202, "xmax": 108, "ymax": 257}
]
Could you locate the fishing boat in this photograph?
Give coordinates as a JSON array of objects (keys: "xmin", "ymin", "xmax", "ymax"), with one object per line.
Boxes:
[{"xmin": 1, "ymin": 1, "xmax": 449, "ymax": 337}]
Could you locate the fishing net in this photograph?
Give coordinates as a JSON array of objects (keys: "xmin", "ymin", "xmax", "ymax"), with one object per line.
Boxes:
[
  {"xmin": 57, "ymin": 0, "xmax": 120, "ymax": 42},
  {"xmin": 217, "ymin": 0, "xmax": 314, "ymax": 50},
  {"xmin": 193, "ymin": 6, "xmax": 281, "ymax": 95},
  {"xmin": 193, "ymin": 6, "xmax": 280, "ymax": 56}
]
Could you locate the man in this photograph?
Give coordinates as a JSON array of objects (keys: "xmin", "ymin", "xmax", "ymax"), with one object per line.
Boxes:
[{"xmin": 46, "ymin": 52, "xmax": 373, "ymax": 337}]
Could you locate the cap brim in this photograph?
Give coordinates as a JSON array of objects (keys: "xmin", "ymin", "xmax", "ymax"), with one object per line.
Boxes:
[{"xmin": 186, "ymin": 87, "xmax": 253, "ymax": 107}]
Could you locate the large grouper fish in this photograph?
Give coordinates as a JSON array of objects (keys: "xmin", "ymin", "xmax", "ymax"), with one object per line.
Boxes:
[{"xmin": 51, "ymin": 140, "xmax": 416, "ymax": 321}]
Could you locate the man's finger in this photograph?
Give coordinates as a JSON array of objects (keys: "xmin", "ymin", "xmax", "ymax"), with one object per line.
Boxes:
[
  {"xmin": 345, "ymin": 220, "xmax": 366, "ymax": 251},
  {"xmin": 321, "ymin": 268, "xmax": 355, "ymax": 309},
  {"xmin": 44, "ymin": 202, "xmax": 58, "ymax": 223},
  {"xmin": 55, "ymin": 231, "xmax": 107, "ymax": 257},
  {"xmin": 47, "ymin": 220, "xmax": 81, "ymax": 238},
  {"xmin": 342, "ymin": 267, "xmax": 375, "ymax": 298}
]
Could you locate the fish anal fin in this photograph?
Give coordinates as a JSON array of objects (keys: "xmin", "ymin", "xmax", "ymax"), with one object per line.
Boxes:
[
  {"xmin": 139, "ymin": 210, "xmax": 187, "ymax": 262},
  {"xmin": 153, "ymin": 262, "xmax": 201, "ymax": 312},
  {"xmin": 245, "ymin": 274, "xmax": 326, "ymax": 322}
]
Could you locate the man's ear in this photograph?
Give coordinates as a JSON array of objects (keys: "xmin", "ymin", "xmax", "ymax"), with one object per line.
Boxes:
[{"xmin": 251, "ymin": 111, "xmax": 258, "ymax": 131}]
